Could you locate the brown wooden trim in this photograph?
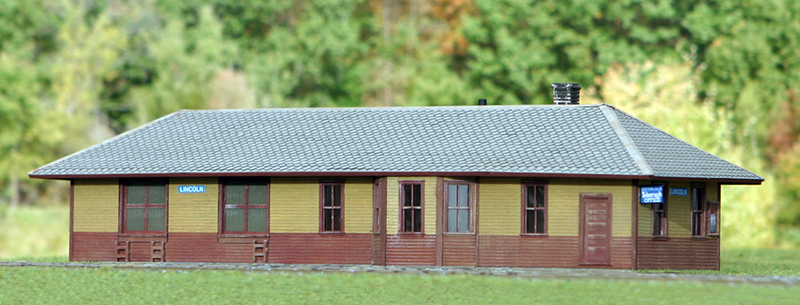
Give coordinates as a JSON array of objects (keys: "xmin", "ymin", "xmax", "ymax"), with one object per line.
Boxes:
[
  {"xmin": 119, "ymin": 236, "xmax": 167, "ymax": 242},
  {"xmin": 217, "ymin": 236, "xmax": 268, "ymax": 244},
  {"xmin": 691, "ymin": 182, "xmax": 707, "ymax": 237},
  {"xmin": 474, "ymin": 177, "xmax": 480, "ymax": 266},
  {"xmin": 520, "ymin": 182, "xmax": 548, "ymax": 235},
  {"xmin": 397, "ymin": 180, "xmax": 425, "ymax": 234},
  {"xmin": 631, "ymin": 179, "xmax": 638, "ymax": 270},
  {"xmin": 377, "ymin": 177, "xmax": 388, "ymax": 265},
  {"xmin": 218, "ymin": 178, "xmax": 270, "ymax": 235},
  {"xmin": 119, "ymin": 178, "xmax": 168, "ymax": 235},
  {"xmin": 69, "ymin": 179, "xmax": 74, "ymax": 262},
  {"xmin": 649, "ymin": 181, "xmax": 668, "ymax": 237},
  {"xmin": 435, "ymin": 176, "xmax": 443, "ymax": 266},
  {"xmin": 443, "ymin": 180, "xmax": 476, "ymax": 234},
  {"xmin": 319, "ymin": 182, "xmax": 345, "ymax": 233}
]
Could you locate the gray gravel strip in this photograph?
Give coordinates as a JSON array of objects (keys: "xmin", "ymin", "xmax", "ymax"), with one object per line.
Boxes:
[{"xmin": 2, "ymin": 261, "xmax": 798, "ymax": 286}]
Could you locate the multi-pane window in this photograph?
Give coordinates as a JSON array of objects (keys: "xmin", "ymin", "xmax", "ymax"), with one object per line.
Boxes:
[
  {"xmin": 123, "ymin": 180, "xmax": 167, "ymax": 233},
  {"xmin": 446, "ymin": 182, "xmax": 471, "ymax": 233},
  {"xmin": 691, "ymin": 185, "xmax": 706, "ymax": 236},
  {"xmin": 222, "ymin": 179, "xmax": 268, "ymax": 234},
  {"xmin": 523, "ymin": 184, "xmax": 547, "ymax": 234},
  {"xmin": 320, "ymin": 183, "xmax": 343, "ymax": 232},
  {"xmin": 400, "ymin": 182, "xmax": 423, "ymax": 233}
]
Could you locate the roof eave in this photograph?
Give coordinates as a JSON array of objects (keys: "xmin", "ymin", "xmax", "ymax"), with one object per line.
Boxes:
[{"xmin": 29, "ymin": 171, "xmax": 653, "ymax": 180}]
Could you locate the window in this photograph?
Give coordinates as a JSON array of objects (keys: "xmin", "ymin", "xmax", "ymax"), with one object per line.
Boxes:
[
  {"xmin": 399, "ymin": 182, "xmax": 423, "ymax": 233},
  {"xmin": 320, "ymin": 183, "xmax": 344, "ymax": 232},
  {"xmin": 221, "ymin": 179, "xmax": 269, "ymax": 234},
  {"xmin": 446, "ymin": 182, "xmax": 472, "ymax": 233},
  {"xmin": 651, "ymin": 183, "xmax": 667, "ymax": 237},
  {"xmin": 691, "ymin": 185, "xmax": 706, "ymax": 236},
  {"xmin": 523, "ymin": 184, "xmax": 547, "ymax": 234},
  {"xmin": 123, "ymin": 179, "xmax": 167, "ymax": 233}
]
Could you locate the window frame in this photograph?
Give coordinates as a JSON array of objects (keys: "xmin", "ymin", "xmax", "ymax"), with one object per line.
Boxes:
[
  {"xmin": 650, "ymin": 182, "xmax": 668, "ymax": 238},
  {"xmin": 398, "ymin": 181, "xmax": 425, "ymax": 234},
  {"xmin": 691, "ymin": 183, "xmax": 707, "ymax": 237},
  {"xmin": 319, "ymin": 182, "xmax": 345, "ymax": 233},
  {"xmin": 444, "ymin": 181, "xmax": 475, "ymax": 234},
  {"xmin": 120, "ymin": 179, "xmax": 168, "ymax": 236},
  {"xmin": 521, "ymin": 182, "xmax": 548, "ymax": 236},
  {"xmin": 219, "ymin": 178, "xmax": 270, "ymax": 236}
]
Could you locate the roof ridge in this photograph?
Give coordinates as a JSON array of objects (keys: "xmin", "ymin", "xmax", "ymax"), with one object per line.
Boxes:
[
  {"xmin": 27, "ymin": 111, "xmax": 182, "ymax": 176},
  {"xmin": 599, "ymin": 104, "xmax": 653, "ymax": 176},
  {"xmin": 608, "ymin": 106, "xmax": 764, "ymax": 181},
  {"xmin": 181, "ymin": 103, "xmax": 605, "ymax": 113}
]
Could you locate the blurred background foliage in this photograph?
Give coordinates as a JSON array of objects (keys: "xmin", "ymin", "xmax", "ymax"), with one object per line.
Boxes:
[{"xmin": 0, "ymin": 0, "xmax": 798, "ymax": 254}]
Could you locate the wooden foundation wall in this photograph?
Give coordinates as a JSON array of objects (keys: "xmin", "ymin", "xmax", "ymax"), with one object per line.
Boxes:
[{"xmin": 636, "ymin": 237, "xmax": 719, "ymax": 270}]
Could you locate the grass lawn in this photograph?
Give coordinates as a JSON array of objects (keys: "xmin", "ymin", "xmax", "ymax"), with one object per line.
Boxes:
[
  {"xmin": 638, "ymin": 248, "xmax": 800, "ymax": 277},
  {"xmin": 0, "ymin": 267, "xmax": 798, "ymax": 304}
]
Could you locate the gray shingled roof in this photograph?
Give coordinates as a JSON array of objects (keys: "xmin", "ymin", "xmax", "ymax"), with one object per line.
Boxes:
[{"xmin": 28, "ymin": 104, "xmax": 763, "ymax": 183}]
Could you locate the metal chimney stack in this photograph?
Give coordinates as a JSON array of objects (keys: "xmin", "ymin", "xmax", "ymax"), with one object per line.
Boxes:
[{"xmin": 552, "ymin": 83, "xmax": 581, "ymax": 105}]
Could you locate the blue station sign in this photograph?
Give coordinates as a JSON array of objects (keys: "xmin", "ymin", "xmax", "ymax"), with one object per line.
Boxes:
[
  {"xmin": 670, "ymin": 187, "xmax": 689, "ymax": 196},
  {"xmin": 640, "ymin": 185, "xmax": 664, "ymax": 204},
  {"xmin": 178, "ymin": 185, "xmax": 206, "ymax": 193}
]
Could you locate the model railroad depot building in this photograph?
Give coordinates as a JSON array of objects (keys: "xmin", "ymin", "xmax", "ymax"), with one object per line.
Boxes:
[{"xmin": 30, "ymin": 87, "xmax": 762, "ymax": 270}]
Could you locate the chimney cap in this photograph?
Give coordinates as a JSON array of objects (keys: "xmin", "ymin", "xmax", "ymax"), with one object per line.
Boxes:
[
  {"xmin": 478, "ymin": 99, "xmax": 487, "ymax": 105},
  {"xmin": 552, "ymin": 83, "xmax": 581, "ymax": 105}
]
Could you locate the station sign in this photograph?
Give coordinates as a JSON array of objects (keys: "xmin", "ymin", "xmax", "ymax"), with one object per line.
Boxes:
[
  {"xmin": 640, "ymin": 185, "xmax": 664, "ymax": 204},
  {"xmin": 178, "ymin": 185, "xmax": 206, "ymax": 193},
  {"xmin": 670, "ymin": 187, "xmax": 688, "ymax": 196}
]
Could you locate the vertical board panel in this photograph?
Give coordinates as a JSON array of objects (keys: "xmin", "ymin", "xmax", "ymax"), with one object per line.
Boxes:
[
  {"xmin": 73, "ymin": 179, "xmax": 119, "ymax": 232},
  {"xmin": 668, "ymin": 181, "xmax": 691, "ymax": 237},
  {"xmin": 270, "ymin": 177, "xmax": 319, "ymax": 233},
  {"xmin": 548, "ymin": 179, "xmax": 631, "ymax": 237},
  {"xmin": 386, "ymin": 177, "xmax": 437, "ymax": 234},
  {"xmin": 344, "ymin": 177, "xmax": 373, "ymax": 234},
  {"xmin": 71, "ymin": 232, "xmax": 118, "ymax": 261},
  {"xmin": 478, "ymin": 178, "xmax": 521, "ymax": 236},
  {"xmin": 168, "ymin": 178, "xmax": 219, "ymax": 233}
]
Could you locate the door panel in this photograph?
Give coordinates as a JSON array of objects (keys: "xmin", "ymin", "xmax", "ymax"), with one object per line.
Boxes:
[{"xmin": 580, "ymin": 194, "xmax": 612, "ymax": 265}]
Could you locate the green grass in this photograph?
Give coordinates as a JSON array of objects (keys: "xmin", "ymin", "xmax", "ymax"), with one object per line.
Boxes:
[
  {"xmin": 0, "ymin": 267, "xmax": 798, "ymax": 305},
  {"xmin": 638, "ymin": 248, "xmax": 800, "ymax": 277},
  {"xmin": 0, "ymin": 205, "xmax": 69, "ymax": 260}
]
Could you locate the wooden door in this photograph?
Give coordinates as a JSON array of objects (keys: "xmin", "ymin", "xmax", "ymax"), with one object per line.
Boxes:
[
  {"xmin": 372, "ymin": 177, "xmax": 387, "ymax": 265},
  {"xmin": 580, "ymin": 194, "xmax": 612, "ymax": 265}
]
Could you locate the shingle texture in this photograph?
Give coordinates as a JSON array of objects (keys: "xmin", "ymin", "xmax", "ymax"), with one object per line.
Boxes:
[{"xmin": 29, "ymin": 104, "xmax": 762, "ymax": 182}]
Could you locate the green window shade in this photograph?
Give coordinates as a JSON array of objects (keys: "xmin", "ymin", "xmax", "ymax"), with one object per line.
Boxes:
[
  {"xmin": 247, "ymin": 208, "xmax": 267, "ymax": 232},
  {"xmin": 225, "ymin": 208, "xmax": 245, "ymax": 232},
  {"xmin": 126, "ymin": 208, "xmax": 145, "ymax": 231},
  {"xmin": 148, "ymin": 183, "xmax": 166, "ymax": 204},
  {"xmin": 127, "ymin": 182, "xmax": 146, "ymax": 204},
  {"xmin": 147, "ymin": 207, "xmax": 165, "ymax": 231},
  {"xmin": 226, "ymin": 183, "xmax": 245, "ymax": 205},
  {"xmin": 248, "ymin": 183, "xmax": 268, "ymax": 205}
]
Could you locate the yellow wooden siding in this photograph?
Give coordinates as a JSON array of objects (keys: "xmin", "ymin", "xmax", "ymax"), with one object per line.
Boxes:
[
  {"xmin": 168, "ymin": 178, "xmax": 219, "ymax": 233},
  {"xmin": 344, "ymin": 177, "xmax": 373, "ymax": 234},
  {"xmin": 708, "ymin": 183, "xmax": 719, "ymax": 202},
  {"xmin": 548, "ymin": 179, "xmax": 632, "ymax": 237},
  {"xmin": 668, "ymin": 181, "xmax": 691, "ymax": 237},
  {"xmin": 73, "ymin": 179, "xmax": 119, "ymax": 232},
  {"xmin": 386, "ymin": 177, "xmax": 437, "ymax": 234},
  {"xmin": 638, "ymin": 203, "xmax": 652, "ymax": 237},
  {"xmin": 478, "ymin": 178, "xmax": 521, "ymax": 236},
  {"xmin": 270, "ymin": 177, "xmax": 320, "ymax": 233}
]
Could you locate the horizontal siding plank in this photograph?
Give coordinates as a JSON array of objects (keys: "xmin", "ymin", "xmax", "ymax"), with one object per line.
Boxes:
[
  {"xmin": 168, "ymin": 178, "xmax": 219, "ymax": 233},
  {"xmin": 637, "ymin": 237, "xmax": 719, "ymax": 270},
  {"xmin": 73, "ymin": 179, "xmax": 119, "ymax": 232}
]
